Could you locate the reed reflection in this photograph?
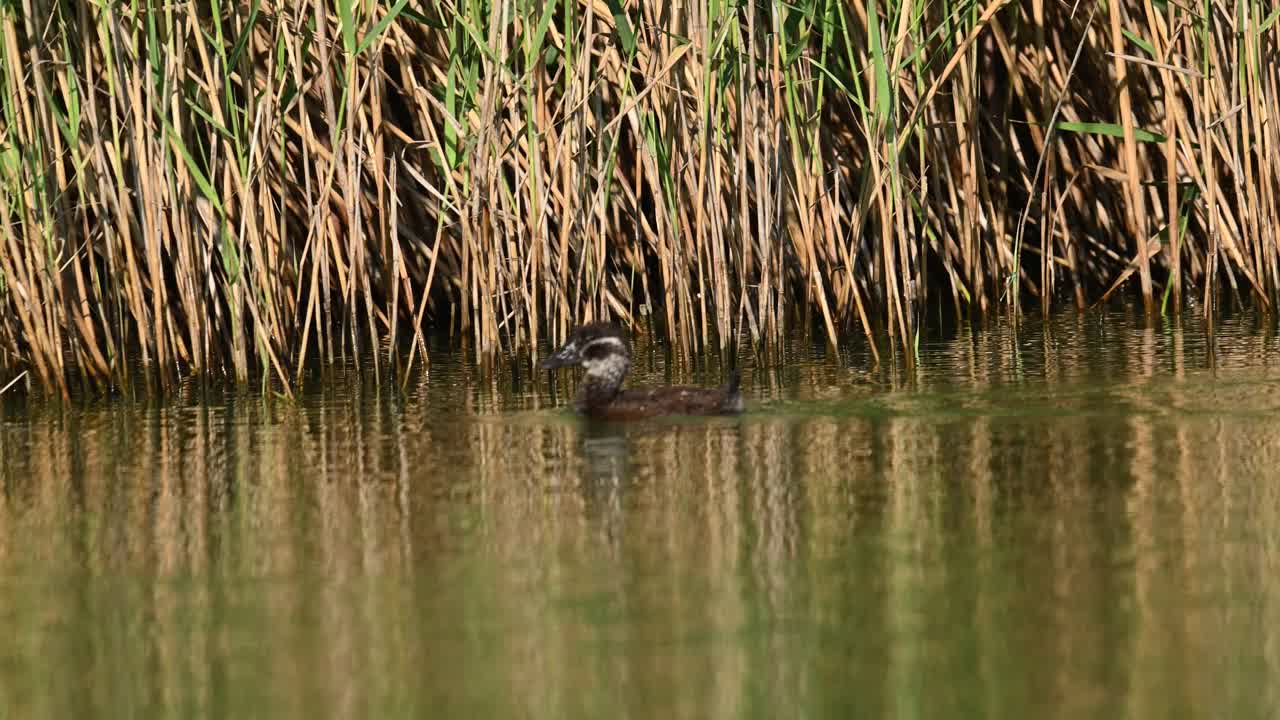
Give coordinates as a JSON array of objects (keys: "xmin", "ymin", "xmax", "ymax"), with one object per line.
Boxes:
[{"xmin": 0, "ymin": 310, "xmax": 1277, "ymax": 719}]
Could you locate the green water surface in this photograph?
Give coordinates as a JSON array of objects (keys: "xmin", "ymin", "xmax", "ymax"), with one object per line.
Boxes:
[{"xmin": 2, "ymin": 309, "xmax": 1278, "ymax": 719}]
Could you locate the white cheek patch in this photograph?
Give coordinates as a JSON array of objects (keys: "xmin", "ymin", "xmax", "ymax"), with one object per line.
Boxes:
[{"xmin": 583, "ymin": 354, "xmax": 629, "ymax": 381}]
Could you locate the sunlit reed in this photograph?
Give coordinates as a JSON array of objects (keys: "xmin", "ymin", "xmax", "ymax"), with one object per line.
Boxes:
[{"xmin": 1, "ymin": 0, "xmax": 1277, "ymax": 395}]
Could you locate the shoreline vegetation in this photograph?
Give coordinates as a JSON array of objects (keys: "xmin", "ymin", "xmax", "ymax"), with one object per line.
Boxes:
[{"xmin": 0, "ymin": 0, "xmax": 1277, "ymax": 398}]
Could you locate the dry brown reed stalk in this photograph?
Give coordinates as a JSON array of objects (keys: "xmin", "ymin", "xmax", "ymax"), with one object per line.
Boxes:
[{"xmin": 0, "ymin": 0, "xmax": 1276, "ymax": 395}]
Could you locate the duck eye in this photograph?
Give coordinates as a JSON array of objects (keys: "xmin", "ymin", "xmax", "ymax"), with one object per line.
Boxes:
[{"xmin": 582, "ymin": 343, "xmax": 614, "ymax": 361}]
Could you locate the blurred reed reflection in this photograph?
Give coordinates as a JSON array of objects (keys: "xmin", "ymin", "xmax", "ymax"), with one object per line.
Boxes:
[{"xmin": 1, "ymin": 308, "xmax": 1278, "ymax": 719}]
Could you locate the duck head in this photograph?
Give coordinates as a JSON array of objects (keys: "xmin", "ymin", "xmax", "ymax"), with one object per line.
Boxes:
[{"xmin": 540, "ymin": 323, "xmax": 633, "ymax": 394}]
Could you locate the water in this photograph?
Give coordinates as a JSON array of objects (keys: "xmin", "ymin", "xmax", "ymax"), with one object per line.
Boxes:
[{"xmin": 2, "ymin": 308, "xmax": 1279, "ymax": 719}]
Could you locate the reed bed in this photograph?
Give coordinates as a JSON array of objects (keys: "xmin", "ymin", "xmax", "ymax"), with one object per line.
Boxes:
[{"xmin": 0, "ymin": 0, "xmax": 1276, "ymax": 396}]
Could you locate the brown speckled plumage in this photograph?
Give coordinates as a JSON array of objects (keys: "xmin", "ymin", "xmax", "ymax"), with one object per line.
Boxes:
[{"xmin": 540, "ymin": 323, "xmax": 743, "ymax": 419}]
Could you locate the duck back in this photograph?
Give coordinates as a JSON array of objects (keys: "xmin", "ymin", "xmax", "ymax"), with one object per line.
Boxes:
[{"xmin": 583, "ymin": 371, "xmax": 743, "ymax": 420}]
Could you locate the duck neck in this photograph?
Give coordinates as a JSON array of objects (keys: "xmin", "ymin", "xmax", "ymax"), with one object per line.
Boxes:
[{"xmin": 573, "ymin": 355, "xmax": 630, "ymax": 410}]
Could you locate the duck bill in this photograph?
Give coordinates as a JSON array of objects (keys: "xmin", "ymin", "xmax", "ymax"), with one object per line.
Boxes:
[{"xmin": 539, "ymin": 343, "xmax": 579, "ymax": 370}]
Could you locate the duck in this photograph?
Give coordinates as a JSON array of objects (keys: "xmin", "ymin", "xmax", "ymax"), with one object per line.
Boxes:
[{"xmin": 539, "ymin": 322, "xmax": 744, "ymax": 420}]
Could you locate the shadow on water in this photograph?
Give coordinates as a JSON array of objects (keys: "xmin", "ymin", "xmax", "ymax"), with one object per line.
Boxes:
[{"xmin": 1, "ymin": 306, "xmax": 1279, "ymax": 719}]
